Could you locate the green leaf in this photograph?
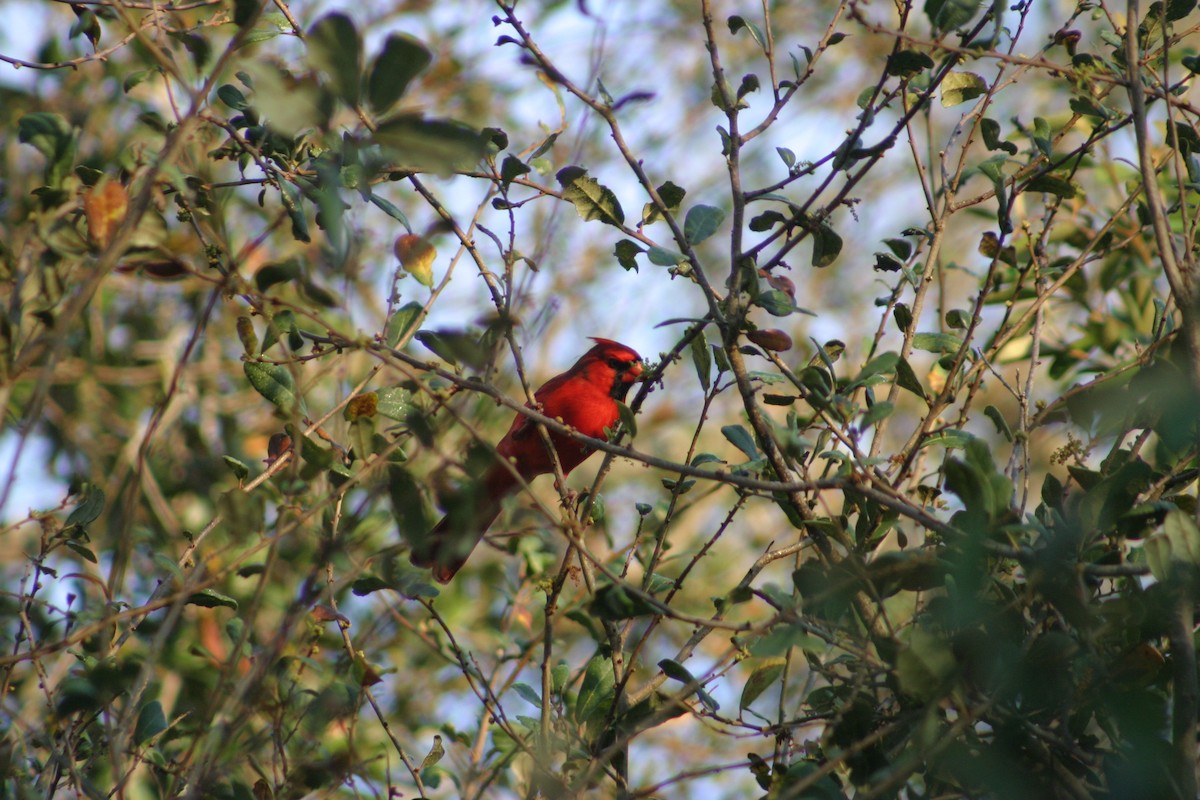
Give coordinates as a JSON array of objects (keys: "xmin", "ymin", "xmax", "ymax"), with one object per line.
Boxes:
[
  {"xmin": 884, "ymin": 237, "xmax": 913, "ymax": 259},
  {"xmin": 855, "ymin": 351, "xmax": 899, "ymax": 383},
  {"xmin": 216, "ymin": 84, "xmax": 248, "ymax": 111},
  {"xmin": 755, "ymin": 289, "xmax": 797, "ymax": 316},
  {"xmin": 614, "ymin": 239, "xmax": 644, "ymax": 271},
  {"xmin": 945, "ymin": 309, "xmax": 971, "ymax": 329},
  {"xmin": 811, "ymin": 221, "xmax": 842, "ymax": 267},
  {"xmin": 1146, "ymin": 509, "xmax": 1200, "ymax": 582},
  {"xmin": 643, "ymin": 180, "xmax": 686, "ymax": 224},
  {"xmin": 528, "ymin": 132, "xmax": 558, "ymax": 160},
  {"xmin": 727, "ymin": 15, "xmax": 766, "ymax": 49},
  {"xmin": 217, "ymin": 485, "xmax": 266, "ymax": 533},
  {"xmin": 1032, "ymin": 116, "xmax": 1053, "ymax": 157},
  {"xmin": 1069, "ymin": 95, "xmax": 1110, "ymax": 121},
  {"xmin": 658, "ymin": 657, "xmax": 693, "ymax": 682},
  {"xmin": 647, "ymin": 246, "xmax": 684, "ymax": 266},
  {"xmin": 415, "ymin": 329, "xmax": 492, "ymax": 369},
  {"xmin": 134, "ymin": 700, "xmax": 168, "ymax": 745},
  {"xmin": 123, "ymin": 70, "xmax": 155, "ymax": 93},
  {"xmin": 591, "ymin": 582, "xmax": 657, "ymax": 619},
  {"xmin": 911, "ymin": 332, "xmax": 964, "ymax": 354},
  {"xmin": 232, "ymin": 0, "xmax": 258, "ymax": 27},
  {"xmin": 238, "ymin": 25, "xmax": 283, "ymax": 47},
  {"xmin": 260, "ymin": 309, "xmax": 299, "ymax": 354},
  {"xmin": 1166, "ymin": 0, "xmax": 1197, "ymax": 21},
  {"xmin": 556, "ymin": 166, "xmax": 625, "ymax": 227},
  {"xmin": 18, "ymin": 112, "xmax": 77, "ymax": 188},
  {"xmin": 895, "ymin": 356, "xmax": 927, "ymax": 400},
  {"xmin": 512, "ymin": 683, "xmax": 542, "ymax": 709},
  {"xmin": 65, "ymin": 542, "xmax": 97, "ymax": 563},
  {"xmin": 925, "ymin": 0, "xmax": 980, "ymax": 32},
  {"xmin": 255, "ymin": 258, "xmax": 301, "ymax": 291},
  {"xmin": 749, "ymin": 210, "xmax": 786, "ymax": 231},
  {"xmin": 244, "ymin": 64, "xmax": 333, "ymax": 137},
  {"xmin": 984, "ymin": 405, "xmax": 1013, "ymax": 441},
  {"xmin": 243, "ymin": 361, "xmax": 302, "ymax": 415},
  {"xmin": 278, "ymin": 179, "xmax": 309, "ymax": 242},
  {"xmin": 737, "ymin": 74, "xmax": 760, "ymax": 100},
  {"xmin": 739, "ymin": 657, "xmax": 786, "ymax": 710},
  {"xmin": 500, "ymin": 154, "xmax": 531, "ymax": 188},
  {"xmin": 690, "ymin": 330, "xmax": 712, "ymax": 391},
  {"xmin": 373, "ymin": 115, "xmax": 486, "ymax": 172},
  {"xmin": 712, "ymin": 343, "xmax": 731, "ymax": 373},
  {"xmin": 369, "ymin": 194, "xmax": 411, "ymax": 231},
  {"xmin": 351, "ymin": 575, "xmax": 391, "ymax": 596},
  {"xmin": 153, "ymin": 553, "xmax": 185, "ymax": 581},
  {"xmin": 367, "ymin": 33, "xmax": 432, "ymax": 113},
  {"xmin": 683, "ymin": 204, "xmax": 725, "ymax": 245},
  {"xmin": 886, "ymin": 50, "xmax": 935, "ymax": 77},
  {"xmin": 749, "ymin": 623, "xmax": 825, "ymax": 656},
  {"xmin": 615, "ymin": 400, "xmax": 638, "ymax": 438},
  {"xmin": 923, "ymin": 428, "xmax": 977, "ymax": 450},
  {"xmin": 722, "ymin": 424, "xmax": 760, "ymax": 460},
  {"xmin": 940, "ymin": 71, "xmax": 987, "ymax": 107},
  {"xmin": 386, "ymin": 301, "xmax": 423, "ymax": 347},
  {"xmin": 388, "ymin": 465, "xmax": 434, "ymax": 545},
  {"xmin": 223, "ymin": 456, "xmax": 250, "ymax": 481},
  {"xmin": 307, "ymin": 13, "xmax": 362, "ymax": 105},
  {"xmin": 1024, "ymin": 173, "xmax": 1077, "ymax": 198},
  {"xmin": 659, "ymin": 659, "xmax": 719, "ymax": 712},
  {"xmin": 69, "ymin": 9, "xmax": 100, "ymax": 47},
  {"xmin": 65, "ymin": 483, "xmax": 106, "ymax": 528},
  {"xmin": 981, "ymin": 117, "xmax": 1018, "ymax": 154},
  {"xmin": 861, "ymin": 401, "xmax": 895, "ymax": 427},
  {"xmin": 187, "ymin": 589, "xmax": 239, "ymax": 609},
  {"xmin": 896, "ymin": 626, "xmax": 956, "ymax": 701},
  {"xmin": 944, "ymin": 456, "xmax": 989, "ymax": 523},
  {"xmin": 375, "ymin": 387, "xmax": 416, "ymax": 423},
  {"xmin": 482, "ymin": 126, "xmax": 508, "ymax": 153},
  {"xmin": 661, "ymin": 477, "xmax": 695, "ymax": 494},
  {"xmin": 574, "ymin": 653, "xmax": 616, "ymax": 723}
]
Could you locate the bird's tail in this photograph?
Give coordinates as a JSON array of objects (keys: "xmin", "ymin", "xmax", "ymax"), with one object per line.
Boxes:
[{"xmin": 409, "ymin": 465, "xmax": 514, "ymax": 582}]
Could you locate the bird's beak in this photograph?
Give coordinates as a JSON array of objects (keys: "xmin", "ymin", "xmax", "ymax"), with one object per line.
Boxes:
[{"xmin": 627, "ymin": 360, "xmax": 644, "ymax": 381}]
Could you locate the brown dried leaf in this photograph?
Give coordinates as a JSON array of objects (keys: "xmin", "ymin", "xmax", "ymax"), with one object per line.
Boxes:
[{"xmin": 84, "ymin": 179, "xmax": 129, "ymax": 250}]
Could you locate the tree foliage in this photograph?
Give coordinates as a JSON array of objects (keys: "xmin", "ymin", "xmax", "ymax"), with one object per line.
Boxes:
[{"xmin": 4, "ymin": 0, "xmax": 1200, "ymax": 797}]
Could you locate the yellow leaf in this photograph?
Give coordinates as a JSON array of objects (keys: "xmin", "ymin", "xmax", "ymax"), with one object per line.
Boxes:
[{"xmin": 394, "ymin": 233, "xmax": 437, "ymax": 287}]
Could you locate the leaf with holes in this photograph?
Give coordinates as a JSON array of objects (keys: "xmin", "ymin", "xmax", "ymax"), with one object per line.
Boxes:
[{"xmin": 556, "ymin": 166, "xmax": 625, "ymax": 227}]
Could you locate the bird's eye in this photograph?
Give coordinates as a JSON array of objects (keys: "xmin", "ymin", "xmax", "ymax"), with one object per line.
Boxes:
[{"xmin": 607, "ymin": 357, "xmax": 622, "ymax": 369}]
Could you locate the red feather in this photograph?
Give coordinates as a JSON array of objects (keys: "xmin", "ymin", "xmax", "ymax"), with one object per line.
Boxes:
[{"xmin": 410, "ymin": 339, "xmax": 643, "ymax": 582}]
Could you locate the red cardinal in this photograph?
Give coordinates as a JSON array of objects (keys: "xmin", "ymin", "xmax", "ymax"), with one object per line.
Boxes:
[{"xmin": 410, "ymin": 338, "xmax": 644, "ymax": 582}]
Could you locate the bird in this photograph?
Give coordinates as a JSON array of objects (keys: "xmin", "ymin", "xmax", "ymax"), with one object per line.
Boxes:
[{"xmin": 410, "ymin": 338, "xmax": 644, "ymax": 582}]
